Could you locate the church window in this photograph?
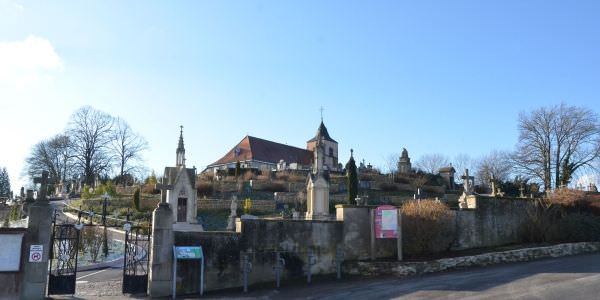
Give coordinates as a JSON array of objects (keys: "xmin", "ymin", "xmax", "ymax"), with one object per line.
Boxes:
[{"xmin": 329, "ymin": 147, "xmax": 334, "ymax": 157}]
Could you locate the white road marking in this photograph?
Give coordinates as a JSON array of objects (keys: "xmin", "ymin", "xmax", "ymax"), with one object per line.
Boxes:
[
  {"xmin": 77, "ymin": 269, "xmax": 107, "ymax": 280},
  {"xmin": 76, "ymin": 280, "xmax": 88, "ymax": 284}
]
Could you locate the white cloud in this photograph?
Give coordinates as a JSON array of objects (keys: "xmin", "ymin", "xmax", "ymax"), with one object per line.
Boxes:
[
  {"xmin": 0, "ymin": 35, "xmax": 63, "ymax": 88},
  {"xmin": 0, "ymin": 0, "xmax": 24, "ymax": 13}
]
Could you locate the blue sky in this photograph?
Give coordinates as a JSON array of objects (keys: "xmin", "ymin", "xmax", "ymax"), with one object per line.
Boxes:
[{"xmin": 1, "ymin": 1, "xmax": 600, "ymax": 189}]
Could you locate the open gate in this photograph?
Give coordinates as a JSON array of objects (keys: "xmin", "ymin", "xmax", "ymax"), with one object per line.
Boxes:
[
  {"xmin": 48, "ymin": 224, "xmax": 80, "ymax": 295},
  {"xmin": 47, "ymin": 207, "xmax": 152, "ymax": 296},
  {"xmin": 122, "ymin": 225, "xmax": 151, "ymax": 294}
]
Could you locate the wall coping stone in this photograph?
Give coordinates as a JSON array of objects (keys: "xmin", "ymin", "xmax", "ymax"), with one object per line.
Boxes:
[
  {"xmin": 241, "ymin": 218, "xmax": 343, "ymax": 224},
  {"xmin": 335, "ymin": 204, "xmax": 399, "ymax": 208},
  {"xmin": 344, "ymin": 242, "xmax": 600, "ymax": 277}
]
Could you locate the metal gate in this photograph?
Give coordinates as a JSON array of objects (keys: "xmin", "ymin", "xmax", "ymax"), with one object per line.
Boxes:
[
  {"xmin": 48, "ymin": 224, "xmax": 80, "ymax": 295},
  {"xmin": 122, "ymin": 225, "xmax": 151, "ymax": 294},
  {"xmin": 47, "ymin": 207, "xmax": 152, "ymax": 296}
]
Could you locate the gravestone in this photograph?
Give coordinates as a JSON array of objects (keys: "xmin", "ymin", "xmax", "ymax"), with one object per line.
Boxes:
[
  {"xmin": 458, "ymin": 169, "xmax": 476, "ymax": 209},
  {"xmin": 489, "ymin": 174, "xmax": 497, "ymax": 197},
  {"xmin": 519, "ymin": 184, "xmax": 526, "ymax": 198},
  {"xmin": 226, "ymin": 196, "xmax": 238, "ymax": 231},
  {"xmin": 461, "ymin": 169, "xmax": 475, "ymax": 196}
]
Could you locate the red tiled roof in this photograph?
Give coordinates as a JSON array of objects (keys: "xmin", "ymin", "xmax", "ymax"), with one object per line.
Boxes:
[{"xmin": 209, "ymin": 136, "xmax": 313, "ymax": 167}]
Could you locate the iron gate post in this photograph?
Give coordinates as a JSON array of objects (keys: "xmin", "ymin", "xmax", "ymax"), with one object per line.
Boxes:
[
  {"xmin": 241, "ymin": 252, "xmax": 252, "ymax": 293},
  {"xmin": 273, "ymin": 251, "xmax": 285, "ymax": 288},
  {"xmin": 306, "ymin": 250, "xmax": 317, "ymax": 284}
]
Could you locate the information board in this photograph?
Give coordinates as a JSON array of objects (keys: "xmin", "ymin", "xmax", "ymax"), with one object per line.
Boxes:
[
  {"xmin": 173, "ymin": 246, "xmax": 204, "ymax": 298},
  {"xmin": 174, "ymin": 246, "xmax": 203, "ymax": 260},
  {"xmin": 374, "ymin": 205, "xmax": 398, "ymax": 239},
  {"xmin": 0, "ymin": 233, "xmax": 24, "ymax": 271}
]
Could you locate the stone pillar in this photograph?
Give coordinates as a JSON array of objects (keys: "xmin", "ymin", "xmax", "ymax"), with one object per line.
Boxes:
[
  {"xmin": 148, "ymin": 202, "xmax": 174, "ymax": 298},
  {"xmin": 19, "ymin": 196, "xmax": 52, "ymax": 299}
]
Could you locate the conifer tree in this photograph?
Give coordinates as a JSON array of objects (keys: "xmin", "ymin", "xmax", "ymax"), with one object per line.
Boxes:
[
  {"xmin": 346, "ymin": 150, "xmax": 358, "ymax": 204},
  {"xmin": 0, "ymin": 167, "xmax": 10, "ymax": 198}
]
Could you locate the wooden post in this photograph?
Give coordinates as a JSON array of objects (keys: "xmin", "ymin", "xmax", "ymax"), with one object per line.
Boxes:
[
  {"xmin": 397, "ymin": 208, "xmax": 403, "ymax": 261},
  {"xmin": 370, "ymin": 208, "xmax": 375, "ymax": 261}
]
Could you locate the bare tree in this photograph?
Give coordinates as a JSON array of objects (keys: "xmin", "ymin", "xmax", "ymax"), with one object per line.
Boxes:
[
  {"xmin": 110, "ymin": 117, "xmax": 148, "ymax": 185},
  {"xmin": 475, "ymin": 150, "xmax": 513, "ymax": 186},
  {"xmin": 67, "ymin": 106, "xmax": 114, "ymax": 187},
  {"xmin": 452, "ymin": 153, "xmax": 473, "ymax": 182},
  {"xmin": 416, "ymin": 153, "xmax": 449, "ymax": 174},
  {"xmin": 382, "ymin": 153, "xmax": 400, "ymax": 175},
  {"xmin": 23, "ymin": 134, "xmax": 73, "ymax": 184},
  {"xmin": 513, "ymin": 104, "xmax": 600, "ymax": 190}
]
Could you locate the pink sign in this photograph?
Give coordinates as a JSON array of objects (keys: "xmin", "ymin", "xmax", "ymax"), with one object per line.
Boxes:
[{"xmin": 374, "ymin": 205, "xmax": 398, "ymax": 239}]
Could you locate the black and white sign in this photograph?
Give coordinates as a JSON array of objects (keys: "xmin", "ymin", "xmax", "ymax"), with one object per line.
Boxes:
[{"xmin": 29, "ymin": 245, "xmax": 43, "ymax": 263}]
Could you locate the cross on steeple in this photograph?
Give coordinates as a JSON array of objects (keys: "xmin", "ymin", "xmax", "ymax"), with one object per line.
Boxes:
[{"xmin": 320, "ymin": 106, "xmax": 324, "ymax": 122}]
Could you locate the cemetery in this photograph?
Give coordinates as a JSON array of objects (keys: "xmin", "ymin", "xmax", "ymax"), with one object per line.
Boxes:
[{"xmin": 2, "ymin": 117, "xmax": 600, "ymax": 299}]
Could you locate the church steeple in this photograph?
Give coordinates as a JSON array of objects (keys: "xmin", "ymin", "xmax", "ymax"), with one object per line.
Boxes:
[{"xmin": 176, "ymin": 125, "xmax": 185, "ymax": 167}]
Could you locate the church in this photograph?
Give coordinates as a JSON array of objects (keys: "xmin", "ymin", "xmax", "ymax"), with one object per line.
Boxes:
[{"xmin": 204, "ymin": 120, "xmax": 340, "ymax": 175}]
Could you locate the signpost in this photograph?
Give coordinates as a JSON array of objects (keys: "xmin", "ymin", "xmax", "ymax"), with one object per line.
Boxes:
[
  {"xmin": 371, "ymin": 205, "xmax": 402, "ymax": 261},
  {"xmin": 172, "ymin": 246, "xmax": 204, "ymax": 299}
]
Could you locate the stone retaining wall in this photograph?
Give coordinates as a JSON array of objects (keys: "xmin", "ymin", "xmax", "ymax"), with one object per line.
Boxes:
[
  {"xmin": 197, "ymin": 199, "xmax": 275, "ymax": 211},
  {"xmin": 343, "ymin": 242, "xmax": 600, "ymax": 277}
]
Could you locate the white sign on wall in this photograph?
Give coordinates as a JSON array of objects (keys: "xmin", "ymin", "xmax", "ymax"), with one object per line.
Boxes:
[
  {"xmin": 0, "ymin": 233, "xmax": 24, "ymax": 271},
  {"xmin": 29, "ymin": 245, "xmax": 43, "ymax": 263}
]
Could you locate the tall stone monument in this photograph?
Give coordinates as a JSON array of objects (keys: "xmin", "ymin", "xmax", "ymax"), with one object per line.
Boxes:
[
  {"xmin": 458, "ymin": 169, "xmax": 477, "ymax": 209},
  {"xmin": 397, "ymin": 148, "xmax": 412, "ymax": 174},
  {"xmin": 306, "ymin": 136, "xmax": 330, "ymax": 219},
  {"xmin": 19, "ymin": 171, "xmax": 53, "ymax": 300},
  {"xmin": 149, "ymin": 181, "xmax": 175, "ymax": 297}
]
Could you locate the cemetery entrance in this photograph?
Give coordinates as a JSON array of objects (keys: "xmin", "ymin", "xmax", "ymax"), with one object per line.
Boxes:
[{"xmin": 47, "ymin": 203, "xmax": 151, "ymax": 296}]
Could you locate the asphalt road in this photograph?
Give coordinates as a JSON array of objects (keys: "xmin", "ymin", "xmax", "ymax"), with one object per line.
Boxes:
[
  {"xmin": 203, "ymin": 253, "xmax": 600, "ymax": 300},
  {"xmin": 76, "ymin": 266, "xmax": 123, "ymax": 283}
]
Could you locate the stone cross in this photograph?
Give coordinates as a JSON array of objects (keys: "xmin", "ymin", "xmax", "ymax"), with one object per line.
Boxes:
[
  {"xmin": 489, "ymin": 173, "xmax": 497, "ymax": 197},
  {"xmin": 230, "ymin": 195, "xmax": 238, "ymax": 217},
  {"xmin": 519, "ymin": 184, "xmax": 526, "ymax": 198},
  {"xmin": 155, "ymin": 181, "xmax": 173, "ymax": 204},
  {"xmin": 461, "ymin": 169, "xmax": 474, "ymax": 195},
  {"xmin": 33, "ymin": 170, "xmax": 53, "ymax": 202}
]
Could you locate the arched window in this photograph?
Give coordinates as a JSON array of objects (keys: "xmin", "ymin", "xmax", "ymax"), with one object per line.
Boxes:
[{"xmin": 329, "ymin": 147, "xmax": 334, "ymax": 157}]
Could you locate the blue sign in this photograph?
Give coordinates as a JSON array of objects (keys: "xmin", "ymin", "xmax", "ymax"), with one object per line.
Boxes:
[{"xmin": 174, "ymin": 246, "xmax": 203, "ymax": 260}]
